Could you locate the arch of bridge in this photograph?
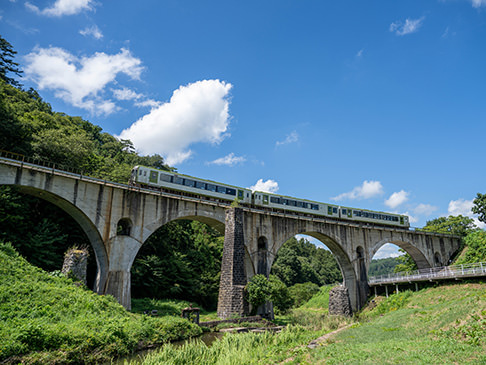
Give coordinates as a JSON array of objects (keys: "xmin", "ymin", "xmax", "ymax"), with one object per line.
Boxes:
[
  {"xmin": 1, "ymin": 184, "xmax": 109, "ymax": 293},
  {"xmin": 371, "ymin": 238, "xmax": 432, "ymax": 270}
]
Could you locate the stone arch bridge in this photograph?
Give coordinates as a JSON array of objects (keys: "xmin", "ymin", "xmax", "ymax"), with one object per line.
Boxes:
[{"xmin": 0, "ymin": 157, "xmax": 461, "ymax": 314}]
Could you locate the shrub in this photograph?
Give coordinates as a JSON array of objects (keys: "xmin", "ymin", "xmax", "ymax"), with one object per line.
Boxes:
[{"xmin": 289, "ymin": 282, "xmax": 320, "ymax": 307}]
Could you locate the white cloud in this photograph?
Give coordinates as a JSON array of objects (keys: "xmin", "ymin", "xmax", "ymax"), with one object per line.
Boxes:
[
  {"xmin": 448, "ymin": 198, "xmax": 485, "ymax": 229},
  {"xmin": 331, "ymin": 180, "xmax": 384, "ymax": 201},
  {"xmin": 385, "ymin": 190, "xmax": 409, "ymax": 209},
  {"xmin": 24, "ymin": 47, "xmax": 143, "ymax": 115},
  {"xmin": 25, "ymin": 0, "xmax": 94, "ymax": 16},
  {"xmin": 118, "ymin": 80, "xmax": 232, "ymax": 165},
  {"xmin": 79, "ymin": 25, "xmax": 103, "ymax": 39},
  {"xmin": 390, "ymin": 17, "xmax": 425, "ymax": 36},
  {"xmin": 472, "ymin": 0, "xmax": 486, "ymax": 8},
  {"xmin": 373, "ymin": 243, "xmax": 402, "ymax": 259},
  {"xmin": 112, "ymin": 87, "xmax": 161, "ymax": 109},
  {"xmin": 207, "ymin": 153, "xmax": 246, "ymax": 166},
  {"xmin": 356, "ymin": 49, "xmax": 364, "ymax": 58},
  {"xmin": 250, "ymin": 179, "xmax": 279, "ymax": 193},
  {"xmin": 276, "ymin": 131, "xmax": 298, "ymax": 146},
  {"xmin": 413, "ymin": 203, "xmax": 438, "ymax": 216}
]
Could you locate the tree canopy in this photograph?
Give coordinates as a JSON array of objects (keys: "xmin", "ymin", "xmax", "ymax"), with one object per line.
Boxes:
[
  {"xmin": 420, "ymin": 215, "xmax": 478, "ymax": 237},
  {"xmin": 271, "ymin": 237, "xmax": 342, "ymax": 287},
  {"xmin": 0, "ymin": 35, "xmax": 22, "ymax": 87},
  {"xmin": 472, "ymin": 193, "xmax": 486, "ymax": 224}
]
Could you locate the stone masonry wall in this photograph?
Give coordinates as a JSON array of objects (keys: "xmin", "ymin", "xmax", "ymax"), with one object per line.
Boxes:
[
  {"xmin": 62, "ymin": 247, "xmax": 89, "ymax": 285},
  {"xmin": 217, "ymin": 208, "xmax": 249, "ymax": 318},
  {"xmin": 329, "ymin": 285, "xmax": 352, "ymax": 317}
]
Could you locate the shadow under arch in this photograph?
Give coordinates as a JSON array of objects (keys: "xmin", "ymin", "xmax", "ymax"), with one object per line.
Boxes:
[
  {"xmin": 371, "ymin": 239, "xmax": 432, "ymax": 270},
  {"xmin": 270, "ymin": 231, "xmax": 360, "ymax": 311},
  {"xmin": 3, "ymin": 185, "xmax": 109, "ymax": 294}
]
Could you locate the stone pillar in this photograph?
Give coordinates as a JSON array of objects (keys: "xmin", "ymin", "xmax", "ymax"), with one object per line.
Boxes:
[
  {"xmin": 329, "ymin": 285, "xmax": 352, "ymax": 317},
  {"xmin": 62, "ymin": 247, "xmax": 89, "ymax": 285},
  {"xmin": 103, "ymin": 235, "xmax": 143, "ymax": 311},
  {"xmin": 217, "ymin": 207, "xmax": 249, "ymax": 319}
]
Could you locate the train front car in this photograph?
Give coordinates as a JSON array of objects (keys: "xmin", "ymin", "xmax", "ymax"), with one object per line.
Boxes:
[{"xmin": 132, "ymin": 166, "xmax": 252, "ymax": 204}]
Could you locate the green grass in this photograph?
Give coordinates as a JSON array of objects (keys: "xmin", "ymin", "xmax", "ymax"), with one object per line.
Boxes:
[
  {"xmin": 0, "ymin": 242, "xmax": 201, "ymax": 364},
  {"xmin": 310, "ymin": 283, "xmax": 486, "ymax": 364}
]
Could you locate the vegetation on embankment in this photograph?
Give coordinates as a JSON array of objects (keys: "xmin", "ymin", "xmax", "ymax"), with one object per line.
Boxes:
[
  {"xmin": 0, "ymin": 242, "xmax": 201, "ymax": 364},
  {"xmin": 137, "ymin": 282, "xmax": 486, "ymax": 364}
]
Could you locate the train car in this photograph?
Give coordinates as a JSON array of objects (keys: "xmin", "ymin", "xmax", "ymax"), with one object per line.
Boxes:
[
  {"xmin": 252, "ymin": 191, "xmax": 341, "ymax": 218},
  {"xmin": 130, "ymin": 166, "xmax": 252, "ymax": 204},
  {"xmin": 339, "ymin": 205, "xmax": 409, "ymax": 228}
]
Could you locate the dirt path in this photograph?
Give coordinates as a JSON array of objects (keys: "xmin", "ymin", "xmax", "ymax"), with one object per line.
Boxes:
[{"xmin": 307, "ymin": 323, "xmax": 354, "ymax": 349}]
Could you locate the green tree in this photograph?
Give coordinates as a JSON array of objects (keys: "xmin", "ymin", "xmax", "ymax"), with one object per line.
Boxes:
[
  {"xmin": 288, "ymin": 282, "xmax": 320, "ymax": 307},
  {"xmin": 420, "ymin": 215, "xmax": 478, "ymax": 237},
  {"xmin": 394, "ymin": 249, "xmax": 418, "ymax": 273},
  {"xmin": 268, "ymin": 275, "xmax": 293, "ymax": 314},
  {"xmin": 0, "ymin": 35, "xmax": 22, "ymax": 86},
  {"xmin": 472, "ymin": 193, "xmax": 486, "ymax": 224},
  {"xmin": 245, "ymin": 274, "xmax": 272, "ymax": 314},
  {"xmin": 271, "ymin": 237, "xmax": 341, "ymax": 287},
  {"xmin": 455, "ymin": 231, "xmax": 486, "ymax": 264}
]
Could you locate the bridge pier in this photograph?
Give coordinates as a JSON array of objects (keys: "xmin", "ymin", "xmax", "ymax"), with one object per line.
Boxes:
[
  {"xmin": 217, "ymin": 207, "xmax": 249, "ymax": 319},
  {"xmin": 103, "ymin": 235, "xmax": 142, "ymax": 310}
]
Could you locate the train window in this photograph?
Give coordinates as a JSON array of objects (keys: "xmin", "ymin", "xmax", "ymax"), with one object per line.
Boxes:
[
  {"xmin": 333, "ymin": 207, "xmax": 338, "ymax": 214},
  {"xmin": 226, "ymin": 188, "xmax": 236, "ymax": 196},
  {"xmin": 342, "ymin": 209, "xmax": 347, "ymax": 215},
  {"xmin": 238, "ymin": 190, "xmax": 244, "ymax": 199},
  {"xmin": 174, "ymin": 177, "xmax": 183, "ymax": 185},
  {"xmin": 216, "ymin": 186, "xmax": 226, "ymax": 193},
  {"xmin": 160, "ymin": 174, "xmax": 172, "ymax": 182},
  {"xmin": 302, "ymin": 202, "xmax": 309, "ymax": 209},
  {"xmin": 195, "ymin": 181, "xmax": 205, "ymax": 189},
  {"xmin": 143, "ymin": 171, "xmax": 147, "ymax": 176},
  {"xmin": 139, "ymin": 170, "xmax": 142, "ymax": 176},
  {"xmin": 183, "ymin": 179, "xmax": 195, "ymax": 187},
  {"xmin": 206, "ymin": 184, "xmax": 216, "ymax": 192},
  {"xmin": 289, "ymin": 200, "xmax": 296, "ymax": 206},
  {"xmin": 311, "ymin": 204, "xmax": 319, "ymax": 210},
  {"xmin": 270, "ymin": 197, "xmax": 280, "ymax": 204}
]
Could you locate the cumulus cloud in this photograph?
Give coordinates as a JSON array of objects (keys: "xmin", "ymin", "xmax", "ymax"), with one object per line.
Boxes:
[
  {"xmin": 331, "ymin": 180, "xmax": 384, "ymax": 201},
  {"xmin": 207, "ymin": 153, "xmax": 246, "ymax": 166},
  {"xmin": 385, "ymin": 190, "xmax": 409, "ymax": 209},
  {"xmin": 413, "ymin": 203, "xmax": 438, "ymax": 216},
  {"xmin": 25, "ymin": 0, "xmax": 95, "ymax": 16},
  {"xmin": 373, "ymin": 243, "xmax": 401, "ymax": 259},
  {"xmin": 79, "ymin": 25, "xmax": 103, "ymax": 39},
  {"xmin": 472, "ymin": 0, "xmax": 486, "ymax": 7},
  {"xmin": 390, "ymin": 17, "xmax": 425, "ymax": 36},
  {"xmin": 118, "ymin": 80, "xmax": 232, "ymax": 165},
  {"xmin": 276, "ymin": 131, "xmax": 298, "ymax": 146},
  {"xmin": 448, "ymin": 198, "xmax": 485, "ymax": 228},
  {"xmin": 24, "ymin": 47, "xmax": 143, "ymax": 115},
  {"xmin": 250, "ymin": 179, "xmax": 279, "ymax": 193}
]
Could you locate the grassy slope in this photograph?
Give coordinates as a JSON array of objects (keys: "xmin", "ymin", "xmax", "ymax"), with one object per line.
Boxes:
[
  {"xmin": 141, "ymin": 283, "xmax": 486, "ymax": 364},
  {"xmin": 0, "ymin": 243, "xmax": 201, "ymax": 364},
  {"xmin": 311, "ymin": 283, "xmax": 486, "ymax": 364}
]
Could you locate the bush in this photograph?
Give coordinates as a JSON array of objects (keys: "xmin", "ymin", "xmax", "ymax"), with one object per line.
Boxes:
[
  {"xmin": 289, "ymin": 282, "xmax": 320, "ymax": 307},
  {"xmin": 455, "ymin": 231, "xmax": 486, "ymax": 264},
  {"xmin": 269, "ymin": 275, "xmax": 293, "ymax": 314}
]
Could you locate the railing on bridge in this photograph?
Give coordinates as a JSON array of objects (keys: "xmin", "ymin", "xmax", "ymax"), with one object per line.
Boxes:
[{"xmin": 369, "ymin": 262, "xmax": 486, "ymax": 285}]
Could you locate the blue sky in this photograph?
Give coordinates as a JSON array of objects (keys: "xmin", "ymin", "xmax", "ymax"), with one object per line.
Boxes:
[{"xmin": 2, "ymin": 0, "xmax": 485, "ymax": 258}]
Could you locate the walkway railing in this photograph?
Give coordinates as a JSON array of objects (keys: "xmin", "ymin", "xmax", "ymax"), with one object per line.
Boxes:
[{"xmin": 369, "ymin": 262, "xmax": 486, "ymax": 285}]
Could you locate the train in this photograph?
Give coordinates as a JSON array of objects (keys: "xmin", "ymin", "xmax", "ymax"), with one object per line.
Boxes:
[{"xmin": 130, "ymin": 165, "xmax": 410, "ymax": 228}]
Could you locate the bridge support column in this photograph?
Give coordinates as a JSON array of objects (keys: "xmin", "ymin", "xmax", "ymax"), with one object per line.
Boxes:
[
  {"xmin": 217, "ymin": 207, "xmax": 248, "ymax": 319},
  {"xmin": 103, "ymin": 235, "xmax": 142, "ymax": 311}
]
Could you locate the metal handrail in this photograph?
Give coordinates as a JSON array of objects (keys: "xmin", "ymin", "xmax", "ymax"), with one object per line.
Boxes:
[{"xmin": 369, "ymin": 261, "xmax": 486, "ymax": 285}]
